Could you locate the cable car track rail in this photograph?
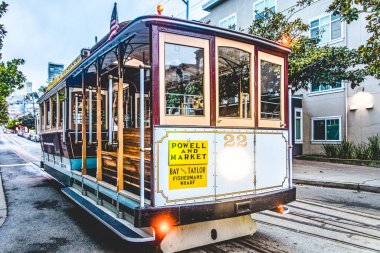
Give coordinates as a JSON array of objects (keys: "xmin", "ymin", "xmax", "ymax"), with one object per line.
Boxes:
[{"xmin": 255, "ymin": 219, "xmax": 380, "ymax": 253}]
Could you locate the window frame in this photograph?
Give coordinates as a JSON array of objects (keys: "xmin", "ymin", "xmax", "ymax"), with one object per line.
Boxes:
[
  {"xmin": 159, "ymin": 32, "xmax": 210, "ymax": 126},
  {"xmin": 257, "ymin": 51, "xmax": 285, "ymax": 128},
  {"xmin": 309, "ymin": 13, "xmax": 343, "ymax": 45},
  {"xmin": 311, "ymin": 116, "xmax": 342, "ymax": 143},
  {"xmin": 294, "ymin": 107, "xmax": 303, "ymax": 144},
  {"xmin": 309, "ymin": 81, "xmax": 344, "ymax": 95},
  {"xmin": 215, "ymin": 37, "xmax": 255, "ymax": 127},
  {"xmin": 253, "ymin": 0, "xmax": 277, "ymax": 20},
  {"xmin": 218, "ymin": 13, "xmax": 237, "ymax": 30}
]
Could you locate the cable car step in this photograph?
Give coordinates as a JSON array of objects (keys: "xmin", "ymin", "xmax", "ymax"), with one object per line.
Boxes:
[{"xmin": 61, "ymin": 187, "xmax": 155, "ymax": 242}]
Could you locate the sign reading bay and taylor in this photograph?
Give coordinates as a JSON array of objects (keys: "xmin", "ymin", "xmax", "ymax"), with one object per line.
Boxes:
[{"xmin": 168, "ymin": 140, "xmax": 208, "ymax": 190}]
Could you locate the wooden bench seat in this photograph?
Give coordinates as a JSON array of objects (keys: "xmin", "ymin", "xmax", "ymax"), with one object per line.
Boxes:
[{"xmin": 99, "ymin": 128, "xmax": 151, "ymax": 196}]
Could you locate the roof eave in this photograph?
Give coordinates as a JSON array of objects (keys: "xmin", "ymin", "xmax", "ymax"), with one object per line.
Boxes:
[{"xmin": 202, "ymin": 0, "xmax": 226, "ymax": 11}]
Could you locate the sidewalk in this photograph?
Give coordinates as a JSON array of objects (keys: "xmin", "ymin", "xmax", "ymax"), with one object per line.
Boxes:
[{"xmin": 293, "ymin": 159, "xmax": 380, "ymax": 193}]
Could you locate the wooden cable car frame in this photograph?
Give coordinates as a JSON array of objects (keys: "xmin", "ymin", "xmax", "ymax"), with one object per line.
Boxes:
[{"xmin": 37, "ymin": 15, "xmax": 295, "ymax": 251}]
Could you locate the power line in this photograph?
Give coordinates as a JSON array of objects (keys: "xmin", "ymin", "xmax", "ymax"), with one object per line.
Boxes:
[{"xmin": 143, "ymin": 0, "xmax": 172, "ymax": 15}]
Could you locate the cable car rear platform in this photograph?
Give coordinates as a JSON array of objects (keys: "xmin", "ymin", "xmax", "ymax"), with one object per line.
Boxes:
[
  {"xmin": 134, "ymin": 187, "xmax": 296, "ymax": 227},
  {"xmin": 60, "ymin": 171, "xmax": 295, "ymax": 240}
]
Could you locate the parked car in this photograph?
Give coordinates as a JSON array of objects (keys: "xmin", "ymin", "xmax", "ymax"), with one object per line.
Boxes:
[
  {"xmin": 23, "ymin": 132, "xmax": 31, "ymax": 140},
  {"xmin": 31, "ymin": 134, "xmax": 40, "ymax": 142}
]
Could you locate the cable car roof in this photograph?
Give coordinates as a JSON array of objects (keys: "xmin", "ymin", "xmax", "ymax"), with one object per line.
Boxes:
[{"xmin": 39, "ymin": 15, "xmax": 290, "ymax": 103}]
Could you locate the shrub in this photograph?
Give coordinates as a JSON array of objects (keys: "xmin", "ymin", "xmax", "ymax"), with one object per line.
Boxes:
[
  {"xmin": 337, "ymin": 139, "xmax": 354, "ymax": 159},
  {"xmin": 368, "ymin": 134, "xmax": 380, "ymax": 160},
  {"xmin": 322, "ymin": 135, "xmax": 380, "ymax": 161},
  {"xmin": 323, "ymin": 144, "xmax": 338, "ymax": 158},
  {"xmin": 353, "ymin": 142, "xmax": 371, "ymax": 160}
]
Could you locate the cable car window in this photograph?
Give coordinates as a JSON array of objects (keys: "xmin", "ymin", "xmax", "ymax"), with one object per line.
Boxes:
[
  {"xmin": 260, "ymin": 60, "xmax": 281, "ymax": 120},
  {"xmin": 218, "ymin": 47, "xmax": 251, "ymax": 118},
  {"xmin": 164, "ymin": 43, "xmax": 204, "ymax": 117}
]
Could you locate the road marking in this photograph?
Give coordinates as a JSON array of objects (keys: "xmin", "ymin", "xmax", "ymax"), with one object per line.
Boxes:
[
  {"xmin": 0, "ymin": 163, "xmax": 32, "ymax": 167},
  {"xmin": 0, "ymin": 134, "xmax": 40, "ymax": 167},
  {"xmin": 297, "ymin": 199, "xmax": 380, "ymax": 220}
]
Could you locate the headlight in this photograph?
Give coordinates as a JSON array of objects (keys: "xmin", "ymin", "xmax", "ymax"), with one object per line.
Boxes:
[{"xmin": 216, "ymin": 147, "xmax": 253, "ymax": 181}]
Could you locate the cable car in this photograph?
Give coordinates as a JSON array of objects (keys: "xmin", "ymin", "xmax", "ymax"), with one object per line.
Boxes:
[{"xmin": 37, "ymin": 15, "xmax": 295, "ymax": 252}]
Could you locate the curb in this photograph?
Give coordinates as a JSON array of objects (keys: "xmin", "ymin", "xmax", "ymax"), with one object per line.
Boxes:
[
  {"xmin": 293, "ymin": 179, "xmax": 380, "ymax": 194},
  {"xmin": 0, "ymin": 173, "xmax": 7, "ymax": 227}
]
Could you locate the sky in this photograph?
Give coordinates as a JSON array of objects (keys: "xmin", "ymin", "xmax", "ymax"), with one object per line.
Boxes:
[{"xmin": 2, "ymin": 0, "xmax": 209, "ymax": 91}]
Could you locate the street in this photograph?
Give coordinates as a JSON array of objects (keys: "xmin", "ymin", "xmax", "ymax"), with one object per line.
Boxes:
[{"xmin": 0, "ymin": 132, "xmax": 379, "ymax": 253}]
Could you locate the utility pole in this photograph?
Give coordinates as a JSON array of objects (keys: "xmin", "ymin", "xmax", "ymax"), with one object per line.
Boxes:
[{"xmin": 181, "ymin": 0, "xmax": 190, "ymax": 20}]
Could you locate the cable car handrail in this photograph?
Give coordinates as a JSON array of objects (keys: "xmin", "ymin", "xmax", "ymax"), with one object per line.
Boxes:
[{"xmin": 139, "ymin": 64, "xmax": 151, "ymax": 208}]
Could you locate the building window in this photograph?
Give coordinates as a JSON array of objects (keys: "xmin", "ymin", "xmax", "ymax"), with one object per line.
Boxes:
[
  {"xmin": 311, "ymin": 81, "xmax": 342, "ymax": 93},
  {"xmin": 295, "ymin": 108, "xmax": 303, "ymax": 143},
  {"xmin": 310, "ymin": 14, "xmax": 342, "ymax": 44},
  {"xmin": 254, "ymin": 0, "xmax": 275, "ymax": 20},
  {"xmin": 219, "ymin": 13, "xmax": 236, "ymax": 29},
  {"xmin": 312, "ymin": 116, "xmax": 341, "ymax": 142}
]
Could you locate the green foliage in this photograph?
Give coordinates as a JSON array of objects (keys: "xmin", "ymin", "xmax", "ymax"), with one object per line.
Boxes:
[
  {"xmin": 0, "ymin": 2, "xmax": 26, "ymax": 122},
  {"xmin": 247, "ymin": 9, "xmax": 367, "ymax": 90},
  {"xmin": 336, "ymin": 139, "xmax": 354, "ymax": 159},
  {"xmin": 368, "ymin": 134, "xmax": 380, "ymax": 160},
  {"xmin": 38, "ymin": 86, "xmax": 46, "ymax": 93},
  {"xmin": 322, "ymin": 144, "xmax": 337, "ymax": 158},
  {"xmin": 0, "ymin": 59, "xmax": 26, "ymax": 97},
  {"xmin": 0, "ymin": 1, "xmax": 8, "ymax": 56},
  {"xmin": 5, "ymin": 118, "xmax": 17, "ymax": 130},
  {"xmin": 353, "ymin": 142, "xmax": 371, "ymax": 160},
  {"xmin": 323, "ymin": 135, "xmax": 380, "ymax": 160},
  {"xmin": 298, "ymin": 0, "xmax": 380, "ymax": 80},
  {"xmin": 18, "ymin": 113, "xmax": 35, "ymax": 129},
  {"xmin": 0, "ymin": 95, "xmax": 7, "ymax": 123}
]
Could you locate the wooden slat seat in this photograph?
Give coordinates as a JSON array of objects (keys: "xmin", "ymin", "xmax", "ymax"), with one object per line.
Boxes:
[
  {"xmin": 122, "ymin": 128, "xmax": 151, "ymax": 199},
  {"xmin": 97, "ymin": 128, "xmax": 152, "ymax": 194},
  {"xmin": 101, "ymin": 151, "xmax": 118, "ymax": 186}
]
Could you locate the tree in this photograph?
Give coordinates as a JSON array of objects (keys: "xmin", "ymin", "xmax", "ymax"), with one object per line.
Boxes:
[
  {"xmin": 5, "ymin": 118, "xmax": 17, "ymax": 130},
  {"xmin": 18, "ymin": 113, "xmax": 35, "ymax": 129},
  {"xmin": 0, "ymin": 1, "xmax": 26, "ymax": 123},
  {"xmin": 248, "ymin": 9, "xmax": 367, "ymax": 91},
  {"xmin": 0, "ymin": 1, "xmax": 8, "ymax": 57},
  {"xmin": 0, "ymin": 95, "xmax": 7, "ymax": 123},
  {"xmin": 297, "ymin": 0, "xmax": 379, "ymax": 79},
  {"xmin": 38, "ymin": 85, "xmax": 46, "ymax": 93},
  {"xmin": 0, "ymin": 59, "xmax": 25, "ymax": 97}
]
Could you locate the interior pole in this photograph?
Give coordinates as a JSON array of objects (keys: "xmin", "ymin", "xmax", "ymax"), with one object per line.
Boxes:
[
  {"xmin": 49, "ymin": 97, "xmax": 53, "ymax": 129},
  {"xmin": 96, "ymin": 58, "xmax": 103, "ymax": 181},
  {"xmin": 81, "ymin": 70, "xmax": 87, "ymax": 175},
  {"xmin": 56, "ymin": 92, "xmax": 60, "ymax": 129},
  {"xmin": 139, "ymin": 66, "xmax": 145, "ymax": 207},
  {"xmin": 89, "ymin": 86, "xmax": 93, "ymax": 143},
  {"xmin": 117, "ymin": 44, "xmax": 124, "ymax": 191}
]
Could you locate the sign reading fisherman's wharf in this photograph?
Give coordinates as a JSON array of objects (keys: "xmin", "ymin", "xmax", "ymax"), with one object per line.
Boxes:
[{"xmin": 168, "ymin": 140, "xmax": 208, "ymax": 189}]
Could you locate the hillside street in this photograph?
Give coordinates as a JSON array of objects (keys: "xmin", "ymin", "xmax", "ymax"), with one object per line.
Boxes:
[{"xmin": 0, "ymin": 132, "xmax": 379, "ymax": 252}]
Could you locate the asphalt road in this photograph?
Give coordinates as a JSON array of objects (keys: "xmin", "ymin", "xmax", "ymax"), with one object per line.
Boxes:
[{"xmin": 0, "ymin": 133, "xmax": 379, "ymax": 253}]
